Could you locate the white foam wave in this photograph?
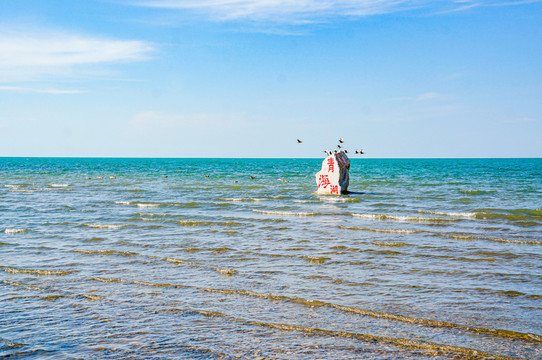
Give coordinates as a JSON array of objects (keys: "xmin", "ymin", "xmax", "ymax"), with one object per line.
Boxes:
[
  {"xmin": 4, "ymin": 228, "xmax": 28, "ymax": 234},
  {"xmin": 136, "ymin": 203, "xmax": 161, "ymax": 208},
  {"xmin": 351, "ymin": 213, "xmax": 455, "ymax": 223},
  {"xmin": 138, "ymin": 213, "xmax": 167, "ymax": 217},
  {"xmin": 221, "ymin": 198, "xmax": 266, "ymax": 202},
  {"xmin": 253, "ymin": 209, "xmax": 317, "ymax": 216},
  {"xmin": 419, "ymin": 210, "xmax": 476, "ymax": 218},
  {"xmin": 84, "ymin": 224, "xmax": 127, "ymax": 229},
  {"xmin": 5, "ymin": 185, "xmax": 21, "ymax": 189},
  {"xmin": 115, "ymin": 201, "xmax": 132, "ymax": 205},
  {"xmin": 49, "ymin": 184, "xmax": 70, "ymax": 187},
  {"xmin": 340, "ymin": 226, "xmax": 419, "ymax": 234}
]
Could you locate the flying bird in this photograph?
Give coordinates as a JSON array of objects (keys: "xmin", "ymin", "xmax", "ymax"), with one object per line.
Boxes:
[
  {"xmin": 339, "ymin": 138, "xmax": 344, "ymax": 143},
  {"xmin": 337, "ymin": 145, "xmax": 342, "ymax": 149},
  {"xmin": 297, "ymin": 139, "xmax": 303, "ymax": 143}
]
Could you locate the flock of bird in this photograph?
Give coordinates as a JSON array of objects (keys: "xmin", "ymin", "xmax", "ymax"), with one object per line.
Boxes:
[{"xmin": 297, "ymin": 137, "xmax": 365, "ymax": 156}]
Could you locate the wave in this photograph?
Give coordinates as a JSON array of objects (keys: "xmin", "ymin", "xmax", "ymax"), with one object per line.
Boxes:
[
  {"xmin": 351, "ymin": 213, "xmax": 455, "ymax": 224},
  {"xmin": 458, "ymin": 189, "xmax": 496, "ymax": 195},
  {"xmin": 137, "ymin": 212, "xmax": 168, "ymax": 217},
  {"xmin": 84, "ymin": 275, "xmax": 542, "ymax": 345},
  {"xmin": 418, "ymin": 210, "xmax": 477, "ymax": 218},
  {"xmin": 4, "ymin": 228, "xmax": 28, "ymax": 234},
  {"xmin": 371, "ymin": 241, "xmax": 410, "ymax": 247},
  {"xmin": 439, "ymin": 233, "xmax": 542, "ymax": 245},
  {"xmin": 2, "ymin": 279, "xmax": 42, "ymax": 290},
  {"xmin": 5, "ymin": 267, "xmax": 75, "ymax": 276},
  {"xmin": 253, "ymin": 209, "xmax": 317, "ymax": 217},
  {"xmin": 339, "ymin": 226, "xmax": 421, "ymax": 234},
  {"xmin": 82, "ymin": 224, "xmax": 127, "ymax": 229},
  {"xmin": 182, "ymin": 308, "xmax": 513, "ymax": 359},
  {"xmin": 302, "ymin": 256, "xmax": 330, "ymax": 264},
  {"xmin": 203, "ymin": 288, "xmax": 542, "ymax": 345},
  {"xmin": 48, "ymin": 184, "xmax": 70, "ymax": 187},
  {"xmin": 474, "ymin": 209, "xmax": 542, "ymax": 222},
  {"xmin": 136, "ymin": 203, "xmax": 161, "ymax": 208},
  {"xmin": 77, "ymin": 294, "xmax": 107, "ymax": 301},
  {"xmin": 220, "ymin": 198, "xmax": 266, "ymax": 202},
  {"xmin": 73, "ymin": 249, "xmax": 139, "ymax": 256},
  {"xmin": 216, "ymin": 267, "xmax": 236, "ymax": 277},
  {"xmin": 4, "ymin": 184, "xmax": 21, "ymax": 189},
  {"xmin": 114, "ymin": 201, "xmax": 131, "ymax": 205},
  {"xmin": 318, "ymin": 196, "xmax": 361, "ymax": 203},
  {"xmin": 178, "ymin": 220, "xmax": 216, "ymax": 227}
]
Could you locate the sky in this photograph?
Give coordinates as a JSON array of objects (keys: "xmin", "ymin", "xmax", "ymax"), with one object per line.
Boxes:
[{"xmin": 0, "ymin": 0, "xmax": 541, "ymax": 158}]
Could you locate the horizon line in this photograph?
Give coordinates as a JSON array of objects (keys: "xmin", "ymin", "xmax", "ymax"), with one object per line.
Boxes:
[{"xmin": 1, "ymin": 156, "xmax": 540, "ymax": 160}]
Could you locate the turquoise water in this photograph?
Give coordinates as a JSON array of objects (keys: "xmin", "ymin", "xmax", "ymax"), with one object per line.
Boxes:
[{"xmin": 1, "ymin": 157, "xmax": 541, "ymax": 359}]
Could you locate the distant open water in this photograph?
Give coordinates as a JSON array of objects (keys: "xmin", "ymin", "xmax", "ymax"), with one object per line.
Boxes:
[{"xmin": 1, "ymin": 157, "xmax": 541, "ymax": 359}]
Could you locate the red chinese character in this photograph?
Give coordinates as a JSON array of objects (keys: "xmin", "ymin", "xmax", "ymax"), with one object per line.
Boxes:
[
  {"xmin": 318, "ymin": 174, "xmax": 331, "ymax": 188},
  {"xmin": 327, "ymin": 158, "xmax": 335, "ymax": 172},
  {"xmin": 330, "ymin": 185, "xmax": 339, "ymax": 194}
]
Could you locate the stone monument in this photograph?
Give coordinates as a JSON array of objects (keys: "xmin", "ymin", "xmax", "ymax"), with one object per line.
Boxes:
[{"xmin": 315, "ymin": 151, "xmax": 350, "ymax": 195}]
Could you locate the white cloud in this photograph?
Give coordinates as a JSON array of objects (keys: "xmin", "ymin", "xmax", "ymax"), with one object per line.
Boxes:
[
  {"xmin": 0, "ymin": 85, "xmax": 83, "ymax": 94},
  {"xmin": 0, "ymin": 29, "xmax": 153, "ymax": 82},
  {"xmin": 137, "ymin": 0, "xmax": 411, "ymax": 21},
  {"xmin": 135, "ymin": 0, "xmax": 541, "ymax": 22}
]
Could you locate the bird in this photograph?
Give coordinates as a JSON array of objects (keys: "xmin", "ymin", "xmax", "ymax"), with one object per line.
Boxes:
[
  {"xmin": 339, "ymin": 137, "xmax": 344, "ymax": 143},
  {"xmin": 337, "ymin": 145, "xmax": 342, "ymax": 149},
  {"xmin": 250, "ymin": 176, "xmax": 256, "ymax": 179},
  {"xmin": 359, "ymin": 149, "xmax": 365, "ymax": 154},
  {"xmin": 297, "ymin": 139, "xmax": 303, "ymax": 143},
  {"xmin": 344, "ymin": 150, "xmax": 348, "ymax": 154},
  {"xmin": 324, "ymin": 150, "xmax": 331, "ymax": 156}
]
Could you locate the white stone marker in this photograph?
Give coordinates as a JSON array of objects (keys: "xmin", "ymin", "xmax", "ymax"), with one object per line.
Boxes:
[{"xmin": 315, "ymin": 151, "xmax": 350, "ymax": 195}]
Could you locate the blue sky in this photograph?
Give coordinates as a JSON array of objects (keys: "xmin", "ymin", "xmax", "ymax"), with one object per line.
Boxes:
[{"xmin": 0, "ymin": 0, "xmax": 541, "ymax": 158}]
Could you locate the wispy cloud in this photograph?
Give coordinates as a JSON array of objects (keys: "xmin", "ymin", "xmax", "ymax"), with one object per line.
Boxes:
[
  {"xmin": 0, "ymin": 28, "xmax": 153, "ymax": 82},
  {"xmin": 0, "ymin": 85, "xmax": 83, "ymax": 94},
  {"xmin": 134, "ymin": 0, "xmax": 541, "ymax": 22}
]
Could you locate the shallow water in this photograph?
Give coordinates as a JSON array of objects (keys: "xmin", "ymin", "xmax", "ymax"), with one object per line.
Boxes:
[{"xmin": 1, "ymin": 157, "xmax": 541, "ymax": 359}]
